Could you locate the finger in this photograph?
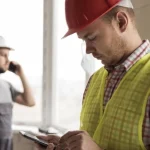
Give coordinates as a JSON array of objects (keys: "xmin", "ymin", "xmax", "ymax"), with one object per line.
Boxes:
[
  {"xmin": 68, "ymin": 140, "xmax": 81, "ymax": 150},
  {"xmin": 54, "ymin": 145, "xmax": 62, "ymax": 150},
  {"xmin": 66, "ymin": 133, "xmax": 81, "ymax": 145},
  {"xmin": 37, "ymin": 135, "xmax": 60, "ymax": 144},
  {"xmin": 34, "ymin": 143, "xmax": 45, "ymax": 150},
  {"xmin": 48, "ymin": 135, "xmax": 60, "ymax": 144},
  {"xmin": 72, "ymin": 147, "xmax": 80, "ymax": 150},
  {"xmin": 58, "ymin": 142, "xmax": 68, "ymax": 150},
  {"xmin": 37, "ymin": 135, "xmax": 50, "ymax": 141},
  {"xmin": 60, "ymin": 131, "xmax": 83, "ymax": 143},
  {"xmin": 46, "ymin": 143, "xmax": 55, "ymax": 150},
  {"xmin": 55, "ymin": 144, "xmax": 69, "ymax": 150}
]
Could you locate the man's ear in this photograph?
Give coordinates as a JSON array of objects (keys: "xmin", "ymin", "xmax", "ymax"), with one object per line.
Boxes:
[{"xmin": 116, "ymin": 11, "xmax": 128, "ymax": 32}]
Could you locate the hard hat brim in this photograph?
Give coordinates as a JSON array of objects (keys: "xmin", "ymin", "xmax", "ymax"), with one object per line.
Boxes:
[
  {"xmin": 0, "ymin": 46, "xmax": 14, "ymax": 50},
  {"xmin": 62, "ymin": 2, "xmax": 119, "ymax": 39}
]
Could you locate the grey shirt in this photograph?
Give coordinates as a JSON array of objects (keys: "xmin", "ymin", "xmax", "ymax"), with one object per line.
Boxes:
[{"xmin": 0, "ymin": 79, "xmax": 20, "ymax": 139}]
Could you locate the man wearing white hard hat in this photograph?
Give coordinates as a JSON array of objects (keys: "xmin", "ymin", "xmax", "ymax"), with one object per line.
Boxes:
[
  {"xmin": 36, "ymin": 0, "xmax": 150, "ymax": 150},
  {"xmin": 0, "ymin": 36, "xmax": 35, "ymax": 150}
]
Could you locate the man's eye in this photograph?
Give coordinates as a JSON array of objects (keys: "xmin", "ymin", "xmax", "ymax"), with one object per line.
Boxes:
[
  {"xmin": 0, "ymin": 54, "xmax": 6, "ymax": 57},
  {"xmin": 87, "ymin": 35, "xmax": 96, "ymax": 41}
]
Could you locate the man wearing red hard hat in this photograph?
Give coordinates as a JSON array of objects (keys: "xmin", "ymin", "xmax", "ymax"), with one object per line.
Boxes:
[{"xmin": 36, "ymin": 0, "xmax": 150, "ymax": 150}]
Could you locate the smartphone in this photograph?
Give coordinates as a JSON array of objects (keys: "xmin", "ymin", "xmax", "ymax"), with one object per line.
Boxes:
[
  {"xmin": 9, "ymin": 62, "xmax": 17, "ymax": 72},
  {"xmin": 19, "ymin": 131, "xmax": 48, "ymax": 148}
]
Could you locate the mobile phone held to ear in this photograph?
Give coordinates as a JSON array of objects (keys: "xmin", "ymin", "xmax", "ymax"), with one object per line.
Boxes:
[
  {"xmin": 8, "ymin": 62, "xmax": 17, "ymax": 73},
  {"xmin": 19, "ymin": 131, "xmax": 48, "ymax": 148}
]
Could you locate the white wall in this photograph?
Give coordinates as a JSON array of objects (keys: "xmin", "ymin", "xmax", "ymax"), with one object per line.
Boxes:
[{"xmin": 132, "ymin": 0, "xmax": 150, "ymax": 39}]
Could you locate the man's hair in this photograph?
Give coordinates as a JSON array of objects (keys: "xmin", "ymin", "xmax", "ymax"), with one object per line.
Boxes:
[{"xmin": 102, "ymin": 6, "xmax": 135, "ymax": 24}]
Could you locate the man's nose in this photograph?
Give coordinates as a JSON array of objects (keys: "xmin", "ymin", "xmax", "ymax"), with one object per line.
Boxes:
[
  {"xmin": 86, "ymin": 42, "xmax": 95, "ymax": 54},
  {"xmin": 6, "ymin": 57, "xmax": 9, "ymax": 63}
]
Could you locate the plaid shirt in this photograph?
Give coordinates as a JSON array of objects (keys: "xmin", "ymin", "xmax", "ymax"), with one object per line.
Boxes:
[{"xmin": 83, "ymin": 40, "xmax": 150, "ymax": 149}]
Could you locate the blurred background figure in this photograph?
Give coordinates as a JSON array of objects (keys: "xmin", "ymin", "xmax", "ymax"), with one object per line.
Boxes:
[{"xmin": 0, "ymin": 36, "xmax": 35, "ymax": 150}]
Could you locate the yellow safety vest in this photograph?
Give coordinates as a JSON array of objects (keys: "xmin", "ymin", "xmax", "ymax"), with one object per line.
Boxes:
[{"xmin": 80, "ymin": 54, "xmax": 150, "ymax": 150}]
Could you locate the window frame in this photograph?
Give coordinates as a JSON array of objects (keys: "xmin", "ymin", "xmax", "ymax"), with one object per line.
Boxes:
[{"xmin": 42, "ymin": 0, "xmax": 92, "ymax": 133}]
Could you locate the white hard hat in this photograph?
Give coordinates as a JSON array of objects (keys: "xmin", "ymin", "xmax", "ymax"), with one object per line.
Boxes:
[
  {"xmin": 0, "ymin": 36, "xmax": 14, "ymax": 50},
  {"xmin": 117, "ymin": 0, "xmax": 133, "ymax": 9}
]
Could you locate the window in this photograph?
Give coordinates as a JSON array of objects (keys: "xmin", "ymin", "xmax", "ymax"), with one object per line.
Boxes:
[
  {"xmin": 0, "ymin": 0, "xmax": 43, "ymax": 124},
  {"xmin": 55, "ymin": 0, "xmax": 85, "ymax": 130},
  {"xmin": 56, "ymin": 36, "xmax": 85, "ymax": 130},
  {"xmin": 0, "ymin": 0, "xmax": 101, "ymax": 129},
  {"xmin": 48, "ymin": 0, "xmax": 104, "ymax": 130}
]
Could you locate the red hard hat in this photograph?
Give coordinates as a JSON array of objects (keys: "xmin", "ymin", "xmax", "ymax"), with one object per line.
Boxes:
[{"xmin": 63, "ymin": 0, "xmax": 121, "ymax": 38}]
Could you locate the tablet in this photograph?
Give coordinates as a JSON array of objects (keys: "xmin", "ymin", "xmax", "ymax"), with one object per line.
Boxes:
[{"xmin": 19, "ymin": 131, "xmax": 48, "ymax": 148}]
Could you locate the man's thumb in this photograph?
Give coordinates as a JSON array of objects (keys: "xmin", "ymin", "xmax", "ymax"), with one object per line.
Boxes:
[{"xmin": 46, "ymin": 143, "xmax": 55, "ymax": 150}]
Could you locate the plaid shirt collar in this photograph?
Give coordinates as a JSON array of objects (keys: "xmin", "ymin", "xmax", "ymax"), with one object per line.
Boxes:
[{"xmin": 105, "ymin": 40, "xmax": 150, "ymax": 72}]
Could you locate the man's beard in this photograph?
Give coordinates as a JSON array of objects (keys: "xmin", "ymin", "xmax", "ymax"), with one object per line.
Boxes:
[
  {"xmin": 0, "ymin": 68, "xmax": 6, "ymax": 74},
  {"xmin": 109, "ymin": 33, "xmax": 126, "ymax": 65}
]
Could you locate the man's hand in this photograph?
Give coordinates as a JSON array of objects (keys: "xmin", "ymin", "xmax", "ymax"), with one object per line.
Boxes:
[
  {"xmin": 58, "ymin": 130, "xmax": 102, "ymax": 150},
  {"xmin": 35, "ymin": 135, "xmax": 60, "ymax": 150},
  {"xmin": 10, "ymin": 60, "xmax": 36, "ymax": 106},
  {"xmin": 9, "ymin": 61, "xmax": 23, "ymax": 76}
]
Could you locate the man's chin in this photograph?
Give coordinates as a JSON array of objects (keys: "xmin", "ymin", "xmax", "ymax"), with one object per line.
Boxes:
[
  {"xmin": 101, "ymin": 60, "xmax": 107, "ymax": 66},
  {"xmin": 101, "ymin": 60, "xmax": 112, "ymax": 68}
]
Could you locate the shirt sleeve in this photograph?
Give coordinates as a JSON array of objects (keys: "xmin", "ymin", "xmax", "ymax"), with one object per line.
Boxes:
[{"xmin": 8, "ymin": 83, "xmax": 21, "ymax": 102}]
